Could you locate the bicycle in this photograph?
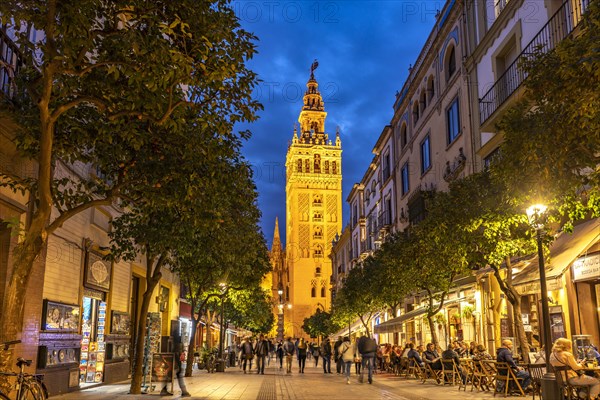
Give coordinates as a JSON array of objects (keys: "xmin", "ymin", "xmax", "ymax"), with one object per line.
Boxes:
[{"xmin": 0, "ymin": 340, "xmax": 48, "ymax": 400}]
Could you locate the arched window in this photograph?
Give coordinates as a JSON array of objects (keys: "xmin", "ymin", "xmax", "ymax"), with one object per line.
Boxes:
[
  {"xmin": 447, "ymin": 46, "xmax": 456, "ymax": 81},
  {"xmin": 314, "ymin": 154, "xmax": 321, "ymax": 173},
  {"xmin": 427, "ymin": 75, "xmax": 435, "ymax": 102},
  {"xmin": 324, "ymin": 160, "xmax": 330, "ymax": 174},
  {"xmin": 332, "ymin": 161, "xmax": 337, "ymax": 174},
  {"xmin": 297, "ymin": 159, "xmax": 303, "ymax": 173},
  {"xmin": 420, "ymin": 90, "xmax": 427, "ymax": 111},
  {"xmin": 400, "ymin": 123, "xmax": 408, "ymax": 149},
  {"xmin": 311, "ymin": 287, "xmax": 316, "ymax": 298},
  {"xmin": 321, "ymin": 287, "xmax": 326, "ymax": 297},
  {"xmin": 315, "ymin": 266, "xmax": 322, "ymax": 275},
  {"xmin": 413, "ymin": 102, "xmax": 420, "ymax": 125},
  {"xmin": 305, "ymin": 159, "xmax": 310, "ymax": 173}
]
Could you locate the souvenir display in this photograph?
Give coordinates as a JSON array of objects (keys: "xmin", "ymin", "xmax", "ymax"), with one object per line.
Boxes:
[
  {"xmin": 42, "ymin": 300, "xmax": 80, "ymax": 332},
  {"xmin": 79, "ymin": 298, "xmax": 107, "ymax": 384},
  {"xmin": 110, "ymin": 311, "xmax": 131, "ymax": 335}
]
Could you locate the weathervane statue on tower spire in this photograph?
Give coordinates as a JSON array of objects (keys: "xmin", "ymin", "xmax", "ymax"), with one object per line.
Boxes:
[{"xmin": 310, "ymin": 59, "xmax": 319, "ymax": 79}]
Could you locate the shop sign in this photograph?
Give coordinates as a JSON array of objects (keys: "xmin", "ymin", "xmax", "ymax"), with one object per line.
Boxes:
[
  {"xmin": 572, "ymin": 253, "xmax": 600, "ymax": 282},
  {"xmin": 515, "ymin": 278, "xmax": 563, "ymax": 295}
]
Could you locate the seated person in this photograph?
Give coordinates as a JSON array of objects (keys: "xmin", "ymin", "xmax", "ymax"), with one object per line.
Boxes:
[
  {"xmin": 423, "ymin": 343, "xmax": 442, "ymax": 370},
  {"xmin": 407, "ymin": 343, "xmax": 424, "ymax": 367},
  {"xmin": 550, "ymin": 338, "xmax": 599, "ymax": 399},
  {"xmin": 496, "ymin": 339, "xmax": 531, "ymax": 392},
  {"xmin": 472, "ymin": 344, "xmax": 493, "ymax": 361},
  {"xmin": 442, "ymin": 343, "xmax": 466, "ymax": 383}
]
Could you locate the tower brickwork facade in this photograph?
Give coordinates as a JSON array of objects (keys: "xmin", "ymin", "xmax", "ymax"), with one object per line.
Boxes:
[{"xmin": 283, "ymin": 65, "xmax": 342, "ymax": 338}]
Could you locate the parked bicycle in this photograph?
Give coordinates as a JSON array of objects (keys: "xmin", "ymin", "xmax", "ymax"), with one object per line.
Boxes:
[{"xmin": 0, "ymin": 340, "xmax": 48, "ymax": 400}]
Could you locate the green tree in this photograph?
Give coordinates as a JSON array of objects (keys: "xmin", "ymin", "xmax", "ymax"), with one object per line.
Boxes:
[
  {"xmin": 332, "ymin": 256, "xmax": 385, "ymax": 337},
  {"xmin": 494, "ymin": 0, "xmax": 600, "ymax": 226},
  {"xmin": 302, "ymin": 309, "xmax": 340, "ymax": 339},
  {"xmin": 0, "ymin": 0, "xmax": 260, "ymax": 366}
]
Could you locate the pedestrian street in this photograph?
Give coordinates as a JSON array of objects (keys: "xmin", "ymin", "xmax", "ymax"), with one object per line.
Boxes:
[{"xmin": 53, "ymin": 358, "xmax": 512, "ymax": 400}]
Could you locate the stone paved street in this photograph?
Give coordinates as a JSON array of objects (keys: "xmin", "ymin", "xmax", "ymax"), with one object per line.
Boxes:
[{"xmin": 53, "ymin": 359, "xmax": 510, "ymax": 400}]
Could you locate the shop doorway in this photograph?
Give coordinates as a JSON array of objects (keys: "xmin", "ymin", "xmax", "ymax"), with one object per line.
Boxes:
[{"xmin": 79, "ymin": 292, "xmax": 107, "ymax": 385}]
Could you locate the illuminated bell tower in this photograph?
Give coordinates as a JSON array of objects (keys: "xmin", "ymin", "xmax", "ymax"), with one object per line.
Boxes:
[{"xmin": 285, "ymin": 61, "xmax": 342, "ymax": 338}]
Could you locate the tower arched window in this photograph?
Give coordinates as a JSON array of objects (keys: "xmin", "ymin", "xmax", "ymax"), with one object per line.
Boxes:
[
  {"xmin": 297, "ymin": 159, "xmax": 303, "ymax": 173},
  {"xmin": 321, "ymin": 287, "xmax": 326, "ymax": 297},
  {"xmin": 311, "ymin": 287, "xmax": 316, "ymax": 298},
  {"xmin": 332, "ymin": 161, "xmax": 337, "ymax": 174},
  {"xmin": 324, "ymin": 160, "xmax": 329, "ymax": 174},
  {"xmin": 305, "ymin": 159, "xmax": 310, "ymax": 173},
  {"xmin": 420, "ymin": 90, "xmax": 427, "ymax": 112},
  {"xmin": 314, "ymin": 154, "xmax": 321, "ymax": 173}
]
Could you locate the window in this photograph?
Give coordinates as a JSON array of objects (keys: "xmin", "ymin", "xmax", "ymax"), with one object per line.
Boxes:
[
  {"xmin": 427, "ymin": 75, "xmax": 435, "ymax": 102},
  {"xmin": 401, "ymin": 162, "xmax": 409, "ymax": 196},
  {"xmin": 420, "ymin": 90, "xmax": 427, "ymax": 112},
  {"xmin": 413, "ymin": 102, "xmax": 420, "ymax": 125},
  {"xmin": 313, "ymin": 211, "xmax": 323, "ymax": 221},
  {"xmin": 311, "ymin": 287, "xmax": 316, "ymax": 298},
  {"xmin": 382, "ymin": 151, "xmax": 391, "ymax": 181},
  {"xmin": 320, "ymin": 287, "xmax": 326, "ymax": 297},
  {"xmin": 305, "ymin": 159, "xmax": 310, "ymax": 173},
  {"xmin": 447, "ymin": 46, "xmax": 456, "ymax": 81},
  {"xmin": 353, "ymin": 204, "xmax": 358, "ymax": 226},
  {"xmin": 447, "ymin": 98, "xmax": 460, "ymax": 144},
  {"xmin": 332, "ymin": 161, "xmax": 337, "ymax": 174},
  {"xmin": 324, "ymin": 160, "xmax": 330, "ymax": 174},
  {"xmin": 421, "ymin": 135, "xmax": 431, "ymax": 174},
  {"xmin": 400, "ymin": 124, "xmax": 408, "ymax": 149},
  {"xmin": 484, "ymin": 147, "xmax": 500, "ymax": 169},
  {"xmin": 314, "ymin": 154, "xmax": 321, "ymax": 173},
  {"xmin": 297, "ymin": 159, "xmax": 303, "ymax": 173}
]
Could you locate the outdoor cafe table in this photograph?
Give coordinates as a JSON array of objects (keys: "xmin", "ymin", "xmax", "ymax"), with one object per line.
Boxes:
[{"xmin": 581, "ymin": 366, "xmax": 600, "ymax": 378}]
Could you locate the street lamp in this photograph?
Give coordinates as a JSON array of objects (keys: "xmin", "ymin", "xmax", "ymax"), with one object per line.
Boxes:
[
  {"xmin": 277, "ymin": 284, "xmax": 292, "ymax": 341},
  {"xmin": 218, "ymin": 283, "xmax": 227, "ymax": 365},
  {"xmin": 526, "ymin": 204, "xmax": 558, "ymax": 399}
]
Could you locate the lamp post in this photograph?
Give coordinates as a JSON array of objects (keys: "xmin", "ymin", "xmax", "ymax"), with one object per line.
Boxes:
[
  {"xmin": 277, "ymin": 284, "xmax": 291, "ymax": 341},
  {"xmin": 526, "ymin": 204, "xmax": 558, "ymax": 400},
  {"xmin": 218, "ymin": 283, "xmax": 227, "ymax": 366}
]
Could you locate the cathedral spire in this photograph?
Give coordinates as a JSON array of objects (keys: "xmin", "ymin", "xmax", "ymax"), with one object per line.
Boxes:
[{"xmin": 272, "ymin": 217, "xmax": 282, "ymax": 251}]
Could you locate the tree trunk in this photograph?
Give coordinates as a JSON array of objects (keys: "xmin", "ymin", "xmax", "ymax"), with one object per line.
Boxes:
[
  {"xmin": 492, "ymin": 262, "xmax": 530, "ymax": 363},
  {"xmin": 129, "ymin": 256, "xmax": 162, "ymax": 395},
  {"xmin": 185, "ymin": 316, "xmax": 198, "ymax": 377},
  {"xmin": 427, "ymin": 314, "xmax": 438, "ymax": 346}
]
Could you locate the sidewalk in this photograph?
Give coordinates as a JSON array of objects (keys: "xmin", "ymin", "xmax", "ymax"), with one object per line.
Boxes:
[{"xmin": 52, "ymin": 359, "xmax": 508, "ymax": 400}]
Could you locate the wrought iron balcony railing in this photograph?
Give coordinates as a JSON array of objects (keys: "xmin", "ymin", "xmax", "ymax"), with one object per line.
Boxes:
[
  {"xmin": 479, "ymin": 0, "xmax": 588, "ymax": 125},
  {"xmin": 0, "ymin": 28, "xmax": 22, "ymax": 99}
]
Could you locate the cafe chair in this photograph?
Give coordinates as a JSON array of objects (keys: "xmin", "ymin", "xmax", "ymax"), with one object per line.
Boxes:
[
  {"xmin": 442, "ymin": 358, "xmax": 460, "ymax": 386},
  {"xmin": 472, "ymin": 360, "xmax": 491, "ymax": 392},
  {"xmin": 423, "ymin": 362, "xmax": 442, "ymax": 385},
  {"xmin": 494, "ymin": 361, "xmax": 525, "ymax": 397},
  {"xmin": 554, "ymin": 365, "xmax": 594, "ymax": 400},
  {"xmin": 526, "ymin": 363, "xmax": 546, "ymax": 400}
]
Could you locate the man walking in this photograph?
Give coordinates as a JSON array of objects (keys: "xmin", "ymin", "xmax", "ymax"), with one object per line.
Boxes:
[
  {"xmin": 283, "ymin": 337, "xmax": 295, "ymax": 374},
  {"xmin": 321, "ymin": 338, "xmax": 332, "ymax": 374},
  {"xmin": 296, "ymin": 338, "xmax": 308, "ymax": 373},
  {"xmin": 358, "ymin": 334, "xmax": 377, "ymax": 384},
  {"xmin": 334, "ymin": 336, "xmax": 343, "ymax": 374},
  {"xmin": 254, "ymin": 334, "xmax": 269, "ymax": 375}
]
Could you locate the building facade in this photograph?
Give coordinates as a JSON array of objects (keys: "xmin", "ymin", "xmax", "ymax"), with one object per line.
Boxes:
[{"xmin": 283, "ymin": 67, "xmax": 343, "ymax": 339}]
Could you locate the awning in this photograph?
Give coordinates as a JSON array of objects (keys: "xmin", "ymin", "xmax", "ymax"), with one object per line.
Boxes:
[
  {"xmin": 373, "ymin": 297, "xmax": 467, "ymax": 334},
  {"xmin": 331, "ymin": 312, "xmax": 382, "ymax": 339},
  {"xmin": 513, "ymin": 218, "xmax": 600, "ymax": 287}
]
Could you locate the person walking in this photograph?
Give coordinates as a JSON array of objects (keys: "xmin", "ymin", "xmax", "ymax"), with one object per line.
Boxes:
[
  {"xmin": 276, "ymin": 341, "xmax": 284, "ymax": 369},
  {"xmin": 283, "ymin": 337, "xmax": 295, "ymax": 374},
  {"xmin": 357, "ymin": 334, "xmax": 377, "ymax": 384},
  {"xmin": 333, "ymin": 336, "xmax": 343, "ymax": 374},
  {"xmin": 254, "ymin": 334, "xmax": 269, "ymax": 375},
  {"xmin": 240, "ymin": 337, "xmax": 254, "ymax": 374},
  {"xmin": 321, "ymin": 338, "xmax": 332, "ymax": 374},
  {"xmin": 296, "ymin": 338, "xmax": 308, "ymax": 373},
  {"xmin": 340, "ymin": 337, "xmax": 354, "ymax": 384},
  {"xmin": 353, "ymin": 337, "xmax": 362, "ymax": 375},
  {"xmin": 312, "ymin": 342, "xmax": 320, "ymax": 367}
]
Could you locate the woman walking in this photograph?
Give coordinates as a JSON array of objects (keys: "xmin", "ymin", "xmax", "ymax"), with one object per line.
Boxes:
[{"xmin": 340, "ymin": 337, "xmax": 354, "ymax": 384}]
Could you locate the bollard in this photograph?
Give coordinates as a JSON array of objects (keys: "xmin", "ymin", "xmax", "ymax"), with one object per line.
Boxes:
[{"xmin": 541, "ymin": 373, "xmax": 560, "ymax": 400}]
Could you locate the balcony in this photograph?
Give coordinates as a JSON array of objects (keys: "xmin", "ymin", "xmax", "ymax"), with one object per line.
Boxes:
[
  {"xmin": 479, "ymin": 0, "xmax": 588, "ymax": 125},
  {"xmin": 0, "ymin": 29, "xmax": 23, "ymax": 99}
]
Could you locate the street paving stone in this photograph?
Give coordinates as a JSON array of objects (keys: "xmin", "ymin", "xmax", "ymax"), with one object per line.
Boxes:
[{"xmin": 53, "ymin": 359, "xmax": 505, "ymax": 399}]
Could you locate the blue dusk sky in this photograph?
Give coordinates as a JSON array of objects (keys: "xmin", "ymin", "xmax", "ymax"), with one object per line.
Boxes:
[{"xmin": 235, "ymin": 1, "xmax": 445, "ymax": 246}]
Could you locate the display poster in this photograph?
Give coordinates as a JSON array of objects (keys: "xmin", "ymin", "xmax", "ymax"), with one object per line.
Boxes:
[
  {"xmin": 151, "ymin": 353, "xmax": 174, "ymax": 383},
  {"xmin": 42, "ymin": 300, "xmax": 80, "ymax": 331}
]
